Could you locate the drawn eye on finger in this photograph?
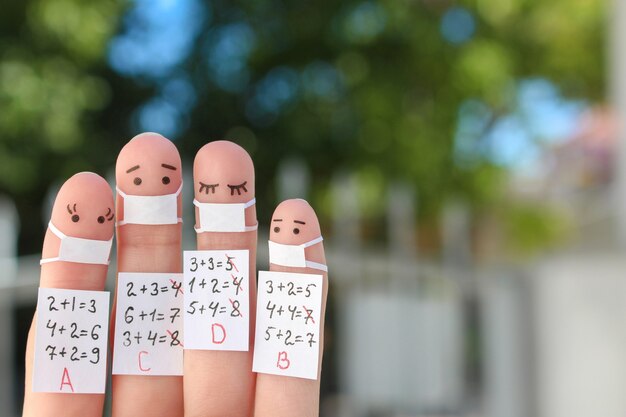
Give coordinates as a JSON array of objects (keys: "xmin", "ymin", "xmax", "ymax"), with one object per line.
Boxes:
[
  {"xmin": 272, "ymin": 218, "xmax": 282, "ymax": 233},
  {"xmin": 199, "ymin": 182, "xmax": 219, "ymax": 194},
  {"xmin": 227, "ymin": 181, "xmax": 248, "ymax": 196},
  {"xmin": 161, "ymin": 163, "xmax": 176, "ymax": 185},
  {"xmin": 98, "ymin": 207, "xmax": 114, "ymax": 224},
  {"xmin": 67, "ymin": 203, "xmax": 80, "ymax": 223},
  {"xmin": 292, "ymin": 220, "xmax": 305, "ymax": 235},
  {"xmin": 125, "ymin": 165, "xmax": 142, "ymax": 186}
]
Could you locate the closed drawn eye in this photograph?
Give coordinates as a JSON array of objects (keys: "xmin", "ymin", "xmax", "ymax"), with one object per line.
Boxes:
[
  {"xmin": 199, "ymin": 182, "xmax": 219, "ymax": 194},
  {"xmin": 227, "ymin": 181, "xmax": 248, "ymax": 196}
]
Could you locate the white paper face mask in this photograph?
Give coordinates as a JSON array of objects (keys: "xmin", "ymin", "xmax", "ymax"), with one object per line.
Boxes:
[
  {"xmin": 268, "ymin": 236, "xmax": 327, "ymax": 272},
  {"xmin": 116, "ymin": 183, "xmax": 182, "ymax": 226},
  {"xmin": 40, "ymin": 222, "xmax": 112, "ymax": 265},
  {"xmin": 193, "ymin": 198, "xmax": 257, "ymax": 233}
]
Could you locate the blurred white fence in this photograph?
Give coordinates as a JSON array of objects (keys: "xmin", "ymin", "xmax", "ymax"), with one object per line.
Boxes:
[
  {"xmin": 532, "ymin": 253, "xmax": 626, "ymax": 417},
  {"xmin": 326, "ymin": 174, "xmax": 467, "ymax": 416}
]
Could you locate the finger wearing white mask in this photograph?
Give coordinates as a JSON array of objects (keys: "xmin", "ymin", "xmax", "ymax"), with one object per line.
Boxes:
[
  {"xmin": 184, "ymin": 140, "xmax": 258, "ymax": 417},
  {"xmin": 112, "ymin": 132, "xmax": 184, "ymax": 417},
  {"xmin": 255, "ymin": 198, "xmax": 329, "ymax": 417},
  {"xmin": 115, "ymin": 133, "xmax": 183, "ymax": 227},
  {"xmin": 24, "ymin": 172, "xmax": 114, "ymax": 417},
  {"xmin": 268, "ymin": 199, "xmax": 327, "ymax": 272},
  {"xmin": 192, "ymin": 141, "xmax": 257, "ymax": 234}
]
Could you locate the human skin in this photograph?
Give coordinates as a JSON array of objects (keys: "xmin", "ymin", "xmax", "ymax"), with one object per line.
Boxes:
[
  {"xmin": 23, "ymin": 138, "xmax": 327, "ymax": 417},
  {"xmin": 111, "ymin": 132, "xmax": 184, "ymax": 417},
  {"xmin": 23, "ymin": 172, "xmax": 115, "ymax": 417},
  {"xmin": 254, "ymin": 199, "xmax": 328, "ymax": 417},
  {"xmin": 184, "ymin": 141, "xmax": 258, "ymax": 417}
]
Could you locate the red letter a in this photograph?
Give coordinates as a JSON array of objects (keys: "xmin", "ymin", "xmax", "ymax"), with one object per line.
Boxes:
[{"xmin": 59, "ymin": 367, "xmax": 74, "ymax": 392}]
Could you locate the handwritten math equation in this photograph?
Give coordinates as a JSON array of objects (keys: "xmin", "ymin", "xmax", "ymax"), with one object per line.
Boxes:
[
  {"xmin": 113, "ymin": 273, "xmax": 184, "ymax": 376},
  {"xmin": 33, "ymin": 288, "xmax": 109, "ymax": 393},
  {"xmin": 183, "ymin": 250, "xmax": 249, "ymax": 351},
  {"xmin": 253, "ymin": 271, "xmax": 323, "ymax": 380}
]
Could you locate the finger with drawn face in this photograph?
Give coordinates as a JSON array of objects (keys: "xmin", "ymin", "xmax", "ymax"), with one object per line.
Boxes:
[
  {"xmin": 23, "ymin": 172, "xmax": 114, "ymax": 417},
  {"xmin": 254, "ymin": 199, "xmax": 328, "ymax": 417},
  {"xmin": 111, "ymin": 133, "xmax": 183, "ymax": 417},
  {"xmin": 184, "ymin": 140, "xmax": 257, "ymax": 417}
]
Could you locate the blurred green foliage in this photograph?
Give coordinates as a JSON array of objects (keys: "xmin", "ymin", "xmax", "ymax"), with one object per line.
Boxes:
[
  {"xmin": 500, "ymin": 201, "xmax": 572, "ymax": 257},
  {"xmin": 0, "ymin": 0, "xmax": 606, "ymax": 254}
]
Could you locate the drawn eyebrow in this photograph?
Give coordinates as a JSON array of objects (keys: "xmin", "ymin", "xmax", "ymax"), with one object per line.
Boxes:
[
  {"xmin": 161, "ymin": 163, "xmax": 177, "ymax": 171},
  {"xmin": 272, "ymin": 219, "xmax": 283, "ymax": 222},
  {"xmin": 126, "ymin": 165, "xmax": 140, "ymax": 173},
  {"xmin": 294, "ymin": 220, "xmax": 306, "ymax": 225}
]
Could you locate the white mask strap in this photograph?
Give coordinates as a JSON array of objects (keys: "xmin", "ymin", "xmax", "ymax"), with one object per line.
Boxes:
[
  {"xmin": 244, "ymin": 197, "xmax": 256, "ymax": 208},
  {"xmin": 302, "ymin": 236, "xmax": 324, "ymax": 248},
  {"xmin": 237, "ymin": 197, "xmax": 257, "ymax": 231},
  {"xmin": 305, "ymin": 260, "xmax": 328, "ymax": 272},
  {"xmin": 40, "ymin": 222, "xmax": 64, "ymax": 264},
  {"xmin": 118, "ymin": 219, "xmax": 183, "ymax": 227},
  {"xmin": 40, "ymin": 257, "xmax": 61, "ymax": 265},
  {"xmin": 47, "ymin": 221, "xmax": 67, "ymax": 240},
  {"xmin": 302, "ymin": 236, "xmax": 326, "ymax": 271}
]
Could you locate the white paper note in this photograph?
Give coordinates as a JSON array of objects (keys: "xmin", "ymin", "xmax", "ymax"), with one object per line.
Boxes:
[
  {"xmin": 253, "ymin": 271, "xmax": 323, "ymax": 380},
  {"xmin": 33, "ymin": 288, "xmax": 109, "ymax": 393},
  {"xmin": 112, "ymin": 273, "xmax": 184, "ymax": 376},
  {"xmin": 183, "ymin": 250, "xmax": 249, "ymax": 351}
]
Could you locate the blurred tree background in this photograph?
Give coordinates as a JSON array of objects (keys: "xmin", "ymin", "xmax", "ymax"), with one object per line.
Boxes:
[{"xmin": 0, "ymin": 0, "xmax": 605, "ymax": 256}]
